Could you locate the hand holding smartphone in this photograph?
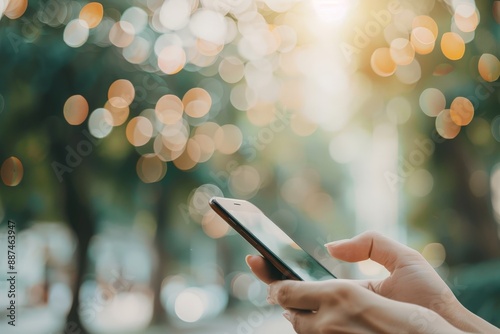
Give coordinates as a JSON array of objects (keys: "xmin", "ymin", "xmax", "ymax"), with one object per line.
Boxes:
[{"xmin": 209, "ymin": 197, "xmax": 336, "ymax": 281}]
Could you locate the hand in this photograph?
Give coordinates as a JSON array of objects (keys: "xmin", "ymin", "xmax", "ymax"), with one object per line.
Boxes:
[
  {"xmin": 266, "ymin": 278, "xmax": 463, "ymax": 334},
  {"xmin": 246, "ymin": 231, "xmax": 500, "ymax": 333}
]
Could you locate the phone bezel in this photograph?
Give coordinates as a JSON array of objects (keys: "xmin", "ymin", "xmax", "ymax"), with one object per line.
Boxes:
[{"xmin": 209, "ymin": 196, "xmax": 336, "ymax": 281}]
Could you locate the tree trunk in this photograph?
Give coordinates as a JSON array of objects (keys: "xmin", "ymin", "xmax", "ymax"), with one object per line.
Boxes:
[{"xmin": 434, "ymin": 137, "xmax": 500, "ymax": 265}]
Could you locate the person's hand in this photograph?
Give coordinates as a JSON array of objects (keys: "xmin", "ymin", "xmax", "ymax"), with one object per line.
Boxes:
[
  {"xmin": 246, "ymin": 231, "xmax": 500, "ymax": 333},
  {"xmin": 266, "ymin": 278, "xmax": 464, "ymax": 334}
]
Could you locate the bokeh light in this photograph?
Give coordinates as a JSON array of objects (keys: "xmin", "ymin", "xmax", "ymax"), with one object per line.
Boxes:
[
  {"xmin": 158, "ymin": 45, "xmax": 187, "ymax": 75},
  {"xmin": 174, "ymin": 289, "xmax": 206, "ymax": 323},
  {"xmin": 466, "ymin": 118, "xmax": 491, "ymax": 146},
  {"xmin": 123, "ymin": 37, "xmax": 152, "ymax": 65},
  {"xmin": 136, "ymin": 154, "xmax": 167, "ymax": 183},
  {"xmin": 154, "ymin": 124, "xmax": 189, "ymax": 162},
  {"xmin": 453, "ymin": 3, "xmax": 479, "ymax": 33},
  {"xmin": 230, "ymin": 83, "xmax": 257, "ymax": 111},
  {"xmin": 64, "ymin": 19, "xmax": 90, "ymax": 48},
  {"xmin": 104, "ymin": 100, "xmax": 130, "ymax": 126},
  {"xmin": 79, "ymin": 2, "xmax": 104, "ymax": 29},
  {"xmin": 395, "ymin": 59, "xmax": 421, "ymax": 85},
  {"xmin": 436, "ymin": 109, "xmax": 461, "ymax": 139},
  {"xmin": 451, "ymin": 20, "xmax": 475, "ymax": 44},
  {"xmin": 228, "ymin": 165, "xmax": 261, "ymax": 199},
  {"xmin": 108, "ymin": 79, "xmax": 135, "ymax": 108},
  {"xmin": 64, "ymin": 95, "xmax": 89, "ymax": 125},
  {"xmin": 450, "ymin": 97, "xmax": 474, "ymax": 126},
  {"xmin": 494, "ymin": 1, "xmax": 500, "ymax": 24},
  {"xmin": 182, "ymin": 88, "xmax": 212, "ymax": 118},
  {"xmin": 1, "ymin": 156, "xmax": 23, "ymax": 187},
  {"xmin": 156, "ymin": 95, "xmax": 184, "ymax": 125},
  {"xmin": 190, "ymin": 9, "xmax": 227, "ymax": 45},
  {"xmin": 218, "ymin": 56, "xmax": 245, "ymax": 84},
  {"xmin": 422, "ymin": 243, "xmax": 446, "ymax": 268},
  {"xmin": 88, "ymin": 108, "xmax": 113, "ymax": 138},
  {"xmin": 492, "ymin": 116, "xmax": 500, "ymax": 143},
  {"xmin": 185, "ymin": 138, "xmax": 202, "ymax": 163},
  {"xmin": 126, "ymin": 116, "xmax": 154, "ymax": 146},
  {"xmin": 195, "ymin": 121, "xmax": 220, "ymax": 139},
  {"xmin": 196, "ymin": 39, "xmax": 224, "ymax": 57},
  {"xmin": 274, "ymin": 25, "xmax": 297, "ymax": 52},
  {"xmin": 4, "ymin": 0, "xmax": 28, "ymax": 19},
  {"xmin": 433, "ymin": 63, "xmax": 455, "ymax": 76},
  {"xmin": 109, "ymin": 21, "xmax": 135, "ymax": 48},
  {"xmin": 441, "ymin": 32, "xmax": 465, "ymax": 61},
  {"xmin": 159, "ymin": 0, "xmax": 191, "ymax": 31},
  {"xmin": 407, "ymin": 169, "xmax": 434, "ymax": 197},
  {"xmin": 246, "ymin": 103, "xmax": 276, "ymax": 126},
  {"xmin": 411, "ymin": 27, "xmax": 435, "ymax": 55},
  {"xmin": 412, "ymin": 15, "xmax": 438, "ymax": 38},
  {"xmin": 478, "ymin": 53, "xmax": 500, "ymax": 82},
  {"xmin": 389, "ymin": 38, "xmax": 415, "ymax": 66},
  {"xmin": 370, "ymin": 48, "xmax": 396, "ymax": 77},
  {"xmin": 191, "ymin": 134, "xmax": 215, "ymax": 163},
  {"xmin": 173, "ymin": 149, "xmax": 197, "ymax": 171},
  {"xmin": 419, "ymin": 88, "xmax": 446, "ymax": 117},
  {"xmin": 201, "ymin": 211, "xmax": 230, "ymax": 239},
  {"xmin": 122, "ymin": 7, "xmax": 148, "ymax": 34},
  {"xmin": 214, "ymin": 124, "xmax": 243, "ymax": 155},
  {"xmin": 290, "ymin": 113, "xmax": 318, "ymax": 137}
]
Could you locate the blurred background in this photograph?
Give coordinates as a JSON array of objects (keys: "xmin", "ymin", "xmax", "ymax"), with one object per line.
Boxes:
[{"xmin": 0, "ymin": 0, "xmax": 499, "ymax": 333}]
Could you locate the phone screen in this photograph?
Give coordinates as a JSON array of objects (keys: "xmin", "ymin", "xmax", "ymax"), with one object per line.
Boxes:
[{"xmin": 210, "ymin": 197, "xmax": 336, "ymax": 281}]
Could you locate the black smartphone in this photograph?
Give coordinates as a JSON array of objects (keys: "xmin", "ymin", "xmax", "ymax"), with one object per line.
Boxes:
[{"xmin": 209, "ymin": 196, "xmax": 336, "ymax": 281}]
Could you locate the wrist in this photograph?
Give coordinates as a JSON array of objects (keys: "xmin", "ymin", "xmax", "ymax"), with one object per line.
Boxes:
[{"xmin": 449, "ymin": 303, "xmax": 500, "ymax": 333}]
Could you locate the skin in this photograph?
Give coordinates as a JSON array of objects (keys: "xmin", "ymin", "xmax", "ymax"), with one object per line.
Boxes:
[{"xmin": 246, "ymin": 231, "xmax": 500, "ymax": 334}]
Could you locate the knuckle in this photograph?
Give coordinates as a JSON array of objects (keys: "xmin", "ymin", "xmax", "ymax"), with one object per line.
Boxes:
[
  {"xmin": 361, "ymin": 230, "xmax": 382, "ymax": 240},
  {"xmin": 334, "ymin": 282, "xmax": 354, "ymax": 300},
  {"xmin": 276, "ymin": 283, "xmax": 291, "ymax": 305}
]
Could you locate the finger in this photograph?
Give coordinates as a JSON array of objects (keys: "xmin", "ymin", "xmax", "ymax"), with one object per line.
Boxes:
[
  {"xmin": 245, "ymin": 255, "xmax": 283, "ymax": 284},
  {"xmin": 352, "ymin": 279, "xmax": 384, "ymax": 293},
  {"xmin": 325, "ymin": 231, "xmax": 421, "ymax": 272},
  {"xmin": 268, "ymin": 280, "xmax": 322, "ymax": 311},
  {"xmin": 283, "ymin": 309, "xmax": 316, "ymax": 334}
]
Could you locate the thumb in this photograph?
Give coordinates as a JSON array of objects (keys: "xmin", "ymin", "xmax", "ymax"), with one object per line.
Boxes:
[{"xmin": 325, "ymin": 231, "xmax": 421, "ymax": 273}]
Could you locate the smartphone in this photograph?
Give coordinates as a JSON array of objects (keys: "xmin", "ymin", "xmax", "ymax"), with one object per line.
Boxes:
[{"xmin": 209, "ymin": 196, "xmax": 336, "ymax": 281}]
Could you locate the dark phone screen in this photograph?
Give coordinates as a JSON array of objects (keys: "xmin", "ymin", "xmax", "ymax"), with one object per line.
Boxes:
[{"xmin": 224, "ymin": 203, "xmax": 336, "ymax": 281}]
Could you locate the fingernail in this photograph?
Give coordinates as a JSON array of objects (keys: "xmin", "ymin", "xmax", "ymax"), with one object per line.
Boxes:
[
  {"xmin": 282, "ymin": 311, "xmax": 291, "ymax": 321},
  {"xmin": 245, "ymin": 255, "xmax": 253, "ymax": 268}
]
